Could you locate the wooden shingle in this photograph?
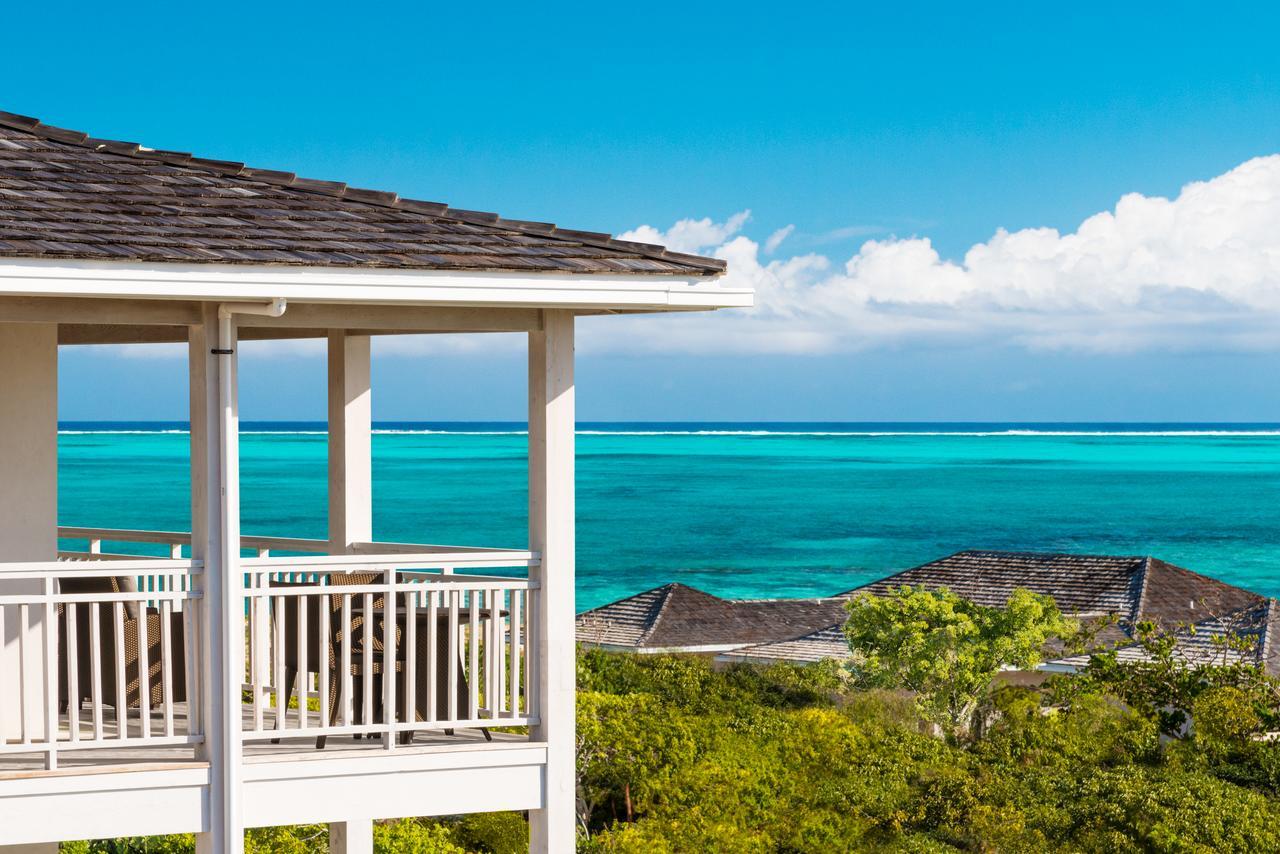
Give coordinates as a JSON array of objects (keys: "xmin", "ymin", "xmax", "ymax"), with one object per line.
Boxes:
[{"xmin": 0, "ymin": 111, "xmax": 726, "ymax": 276}]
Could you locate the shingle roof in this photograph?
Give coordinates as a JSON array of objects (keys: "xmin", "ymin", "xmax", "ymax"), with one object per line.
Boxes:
[
  {"xmin": 583, "ymin": 551, "xmax": 1271, "ymax": 667},
  {"xmin": 718, "ymin": 624, "xmax": 850, "ymax": 664},
  {"xmin": 575, "ymin": 583, "xmax": 848, "ymax": 651},
  {"xmin": 1044, "ymin": 599, "xmax": 1280, "ymax": 676},
  {"xmin": 846, "ymin": 550, "xmax": 1262, "ymax": 627},
  {"xmin": 0, "ymin": 110, "xmax": 725, "ymax": 276}
]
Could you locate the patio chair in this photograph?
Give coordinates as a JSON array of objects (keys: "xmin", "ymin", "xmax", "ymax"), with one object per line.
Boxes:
[
  {"xmin": 311, "ymin": 572, "xmax": 480, "ymax": 749},
  {"xmin": 57, "ymin": 573, "xmax": 187, "ymax": 715}
]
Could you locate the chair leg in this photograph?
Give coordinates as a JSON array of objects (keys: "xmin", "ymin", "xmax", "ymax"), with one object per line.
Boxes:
[
  {"xmin": 271, "ymin": 668, "xmax": 297, "ymax": 745},
  {"xmin": 482, "ymin": 728, "xmax": 493, "ymax": 742}
]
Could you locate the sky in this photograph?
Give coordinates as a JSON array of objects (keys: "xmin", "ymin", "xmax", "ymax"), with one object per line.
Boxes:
[{"xmin": 8, "ymin": 1, "xmax": 1280, "ymax": 421}]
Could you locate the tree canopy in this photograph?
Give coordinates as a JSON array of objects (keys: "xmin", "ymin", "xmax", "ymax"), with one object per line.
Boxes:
[{"xmin": 843, "ymin": 585, "xmax": 1077, "ymax": 733}]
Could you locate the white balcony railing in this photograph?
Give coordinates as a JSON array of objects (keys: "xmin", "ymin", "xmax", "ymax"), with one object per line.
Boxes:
[
  {"xmin": 0, "ymin": 528, "xmax": 539, "ymax": 772},
  {"xmin": 0, "ymin": 556, "xmax": 205, "ymax": 769}
]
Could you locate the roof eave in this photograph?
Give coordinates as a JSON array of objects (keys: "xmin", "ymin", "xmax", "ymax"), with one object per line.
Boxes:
[{"xmin": 0, "ymin": 257, "xmax": 752, "ymax": 311}]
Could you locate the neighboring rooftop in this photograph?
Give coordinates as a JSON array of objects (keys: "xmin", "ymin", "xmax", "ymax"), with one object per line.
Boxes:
[
  {"xmin": 0, "ymin": 110, "xmax": 725, "ymax": 276},
  {"xmin": 575, "ymin": 583, "xmax": 848, "ymax": 652},
  {"xmin": 1043, "ymin": 598, "xmax": 1280, "ymax": 675},
  {"xmin": 581, "ymin": 550, "xmax": 1275, "ymax": 670},
  {"xmin": 847, "ymin": 550, "xmax": 1262, "ymax": 629}
]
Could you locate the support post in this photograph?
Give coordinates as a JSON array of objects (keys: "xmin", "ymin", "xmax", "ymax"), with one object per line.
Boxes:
[
  {"xmin": 192, "ymin": 306, "xmax": 244, "ymax": 854},
  {"xmin": 329, "ymin": 817, "xmax": 374, "ymax": 854},
  {"xmin": 0, "ymin": 323, "xmax": 57, "ymax": 745},
  {"xmin": 527, "ymin": 310, "xmax": 575, "ymax": 854},
  {"xmin": 328, "ymin": 332, "xmax": 373, "ymax": 553}
]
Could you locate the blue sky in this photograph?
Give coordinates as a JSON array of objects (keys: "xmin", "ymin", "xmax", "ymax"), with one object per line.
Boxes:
[{"xmin": 10, "ymin": 1, "xmax": 1280, "ymax": 421}]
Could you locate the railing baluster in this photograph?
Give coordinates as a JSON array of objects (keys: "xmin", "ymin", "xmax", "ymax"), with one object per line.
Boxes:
[
  {"xmin": 160, "ymin": 599, "xmax": 174, "ymax": 737},
  {"xmin": 341, "ymin": 593, "xmax": 353, "ymax": 728},
  {"xmin": 468, "ymin": 590, "xmax": 479, "ymax": 721},
  {"xmin": 382, "ymin": 570, "xmax": 396, "ymax": 750},
  {"xmin": 67, "ymin": 602, "xmax": 80, "ymax": 742},
  {"xmin": 447, "ymin": 589, "xmax": 459, "ymax": 723},
  {"xmin": 492, "ymin": 589, "xmax": 505, "ymax": 720},
  {"xmin": 136, "ymin": 599, "xmax": 151, "ymax": 739},
  {"xmin": 250, "ymin": 576, "xmax": 263, "ymax": 733},
  {"xmin": 89, "ymin": 602, "xmax": 103, "ymax": 741},
  {"xmin": 404, "ymin": 576, "xmax": 417, "ymax": 743},
  {"xmin": 319, "ymin": 584, "xmax": 330, "ymax": 733},
  {"xmin": 426, "ymin": 587, "xmax": 438, "ymax": 725},
  {"xmin": 510, "ymin": 589, "xmax": 522, "ymax": 717},
  {"xmin": 18, "ymin": 603, "xmax": 29, "ymax": 744},
  {"xmin": 42, "ymin": 578, "xmax": 57, "ymax": 769},
  {"xmin": 113, "ymin": 603, "xmax": 126, "ymax": 740},
  {"xmin": 362, "ymin": 592, "xmax": 374, "ymax": 733},
  {"xmin": 525, "ymin": 586, "xmax": 536, "ymax": 719},
  {"xmin": 297, "ymin": 589, "xmax": 308, "ymax": 731},
  {"xmin": 274, "ymin": 593, "xmax": 286, "ymax": 735}
]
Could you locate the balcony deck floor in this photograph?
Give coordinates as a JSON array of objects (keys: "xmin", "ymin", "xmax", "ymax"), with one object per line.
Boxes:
[{"xmin": 0, "ymin": 701, "xmax": 526, "ymax": 778}]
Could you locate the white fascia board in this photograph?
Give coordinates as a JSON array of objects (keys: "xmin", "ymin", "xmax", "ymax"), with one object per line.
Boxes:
[{"xmin": 0, "ymin": 258, "xmax": 754, "ymax": 311}]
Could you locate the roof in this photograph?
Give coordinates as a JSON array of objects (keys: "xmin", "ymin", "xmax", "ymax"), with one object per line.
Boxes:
[
  {"xmin": 846, "ymin": 550, "xmax": 1262, "ymax": 627},
  {"xmin": 1043, "ymin": 599, "xmax": 1280, "ymax": 676},
  {"xmin": 575, "ymin": 583, "xmax": 848, "ymax": 651},
  {"xmin": 583, "ymin": 551, "xmax": 1271, "ymax": 668},
  {"xmin": 718, "ymin": 624, "xmax": 850, "ymax": 665},
  {"xmin": 0, "ymin": 110, "xmax": 725, "ymax": 277}
]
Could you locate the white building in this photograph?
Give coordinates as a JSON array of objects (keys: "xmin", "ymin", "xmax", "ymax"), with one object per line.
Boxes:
[{"xmin": 0, "ymin": 110, "xmax": 749, "ymax": 853}]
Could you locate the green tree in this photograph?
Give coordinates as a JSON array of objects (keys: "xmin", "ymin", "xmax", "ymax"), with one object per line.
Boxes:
[
  {"xmin": 843, "ymin": 585, "xmax": 1076, "ymax": 735},
  {"xmin": 577, "ymin": 691, "xmax": 697, "ymax": 832},
  {"xmin": 1055, "ymin": 618, "xmax": 1280, "ymax": 737}
]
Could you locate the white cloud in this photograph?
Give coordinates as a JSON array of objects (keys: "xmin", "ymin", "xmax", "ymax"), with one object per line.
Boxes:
[
  {"xmin": 763, "ymin": 224, "xmax": 794, "ymax": 254},
  {"xmin": 582, "ymin": 155, "xmax": 1280, "ymax": 355},
  {"xmin": 617, "ymin": 210, "xmax": 750, "ymax": 254},
  {"xmin": 83, "ymin": 156, "xmax": 1280, "ymax": 362}
]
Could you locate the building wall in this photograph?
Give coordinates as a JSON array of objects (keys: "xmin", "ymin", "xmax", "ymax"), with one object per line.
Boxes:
[{"xmin": 0, "ymin": 322, "xmax": 58, "ymax": 741}]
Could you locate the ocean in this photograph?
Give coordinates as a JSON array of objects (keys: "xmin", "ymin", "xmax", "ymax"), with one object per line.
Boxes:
[{"xmin": 57, "ymin": 422, "xmax": 1280, "ymax": 610}]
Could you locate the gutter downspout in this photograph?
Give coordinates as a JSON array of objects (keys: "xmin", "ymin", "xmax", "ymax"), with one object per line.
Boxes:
[{"xmin": 213, "ymin": 298, "xmax": 285, "ymax": 853}]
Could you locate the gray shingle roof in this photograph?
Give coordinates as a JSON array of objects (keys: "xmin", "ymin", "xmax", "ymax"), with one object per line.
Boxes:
[
  {"xmin": 718, "ymin": 624, "xmax": 850, "ymax": 664},
  {"xmin": 585, "ymin": 551, "xmax": 1272, "ymax": 667},
  {"xmin": 845, "ymin": 550, "xmax": 1262, "ymax": 628},
  {"xmin": 0, "ymin": 110, "xmax": 725, "ymax": 276},
  {"xmin": 575, "ymin": 583, "xmax": 848, "ymax": 651},
  {"xmin": 1044, "ymin": 599, "xmax": 1280, "ymax": 676}
]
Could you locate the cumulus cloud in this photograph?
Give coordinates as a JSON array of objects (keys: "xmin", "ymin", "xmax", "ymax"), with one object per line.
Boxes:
[
  {"xmin": 617, "ymin": 210, "xmax": 750, "ymax": 254},
  {"xmin": 583, "ymin": 155, "xmax": 1280, "ymax": 355}
]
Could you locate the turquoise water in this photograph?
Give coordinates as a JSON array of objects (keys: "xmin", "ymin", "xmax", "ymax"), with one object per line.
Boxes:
[{"xmin": 57, "ymin": 423, "xmax": 1280, "ymax": 610}]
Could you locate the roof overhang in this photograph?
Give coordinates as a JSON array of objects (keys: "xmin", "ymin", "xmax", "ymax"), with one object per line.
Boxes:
[{"xmin": 0, "ymin": 258, "xmax": 752, "ymax": 312}]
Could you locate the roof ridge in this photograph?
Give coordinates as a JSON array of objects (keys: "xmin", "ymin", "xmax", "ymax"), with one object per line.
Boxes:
[
  {"xmin": 636, "ymin": 583, "xmax": 682, "ymax": 646},
  {"xmin": 0, "ymin": 110, "xmax": 726, "ymax": 276},
  {"xmin": 1132, "ymin": 556, "xmax": 1154, "ymax": 623}
]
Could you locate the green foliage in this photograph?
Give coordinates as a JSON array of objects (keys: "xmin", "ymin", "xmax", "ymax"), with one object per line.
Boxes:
[
  {"xmin": 843, "ymin": 585, "xmax": 1076, "ymax": 733},
  {"xmin": 452, "ymin": 812, "xmax": 529, "ymax": 854},
  {"xmin": 372, "ymin": 818, "xmax": 466, "ymax": 853},
  {"xmin": 1055, "ymin": 618, "xmax": 1280, "ymax": 737}
]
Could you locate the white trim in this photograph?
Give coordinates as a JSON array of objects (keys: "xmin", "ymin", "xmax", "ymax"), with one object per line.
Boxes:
[{"xmin": 0, "ymin": 258, "xmax": 752, "ymax": 311}]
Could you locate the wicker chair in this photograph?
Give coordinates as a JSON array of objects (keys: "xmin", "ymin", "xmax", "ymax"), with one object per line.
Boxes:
[
  {"xmin": 57, "ymin": 574, "xmax": 187, "ymax": 716},
  {"xmin": 270, "ymin": 572, "xmax": 478, "ymax": 749}
]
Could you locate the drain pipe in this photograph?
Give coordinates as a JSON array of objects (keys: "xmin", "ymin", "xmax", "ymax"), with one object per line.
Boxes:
[{"xmin": 211, "ymin": 297, "xmax": 285, "ymax": 852}]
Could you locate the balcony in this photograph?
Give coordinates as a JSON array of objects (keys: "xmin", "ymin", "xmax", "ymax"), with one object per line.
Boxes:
[{"xmin": 0, "ymin": 527, "xmax": 547, "ymax": 846}]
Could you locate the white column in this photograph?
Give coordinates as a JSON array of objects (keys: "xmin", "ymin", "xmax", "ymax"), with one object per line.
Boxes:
[
  {"xmin": 328, "ymin": 332, "xmax": 372, "ymax": 553},
  {"xmin": 193, "ymin": 307, "xmax": 244, "ymax": 854},
  {"xmin": 527, "ymin": 310, "xmax": 575, "ymax": 854},
  {"xmin": 0, "ymin": 322, "xmax": 57, "ymax": 744},
  {"xmin": 329, "ymin": 817, "xmax": 374, "ymax": 854},
  {"xmin": 326, "ymin": 332, "xmax": 372, "ymax": 845}
]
